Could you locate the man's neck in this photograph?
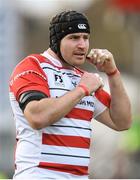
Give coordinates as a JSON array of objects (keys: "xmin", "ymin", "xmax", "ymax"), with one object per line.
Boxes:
[{"xmin": 46, "ymin": 48, "xmax": 74, "ymax": 69}]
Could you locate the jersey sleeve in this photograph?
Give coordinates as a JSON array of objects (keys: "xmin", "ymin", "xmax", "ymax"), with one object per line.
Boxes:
[
  {"xmin": 94, "ymin": 88, "xmax": 111, "ymax": 118},
  {"xmin": 9, "ymin": 55, "xmax": 50, "ymax": 101}
]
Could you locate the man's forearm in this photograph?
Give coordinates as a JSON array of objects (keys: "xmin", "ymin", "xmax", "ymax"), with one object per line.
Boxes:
[
  {"xmin": 24, "ymin": 86, "xmax": 85, "ymax": 129},
  {"xmin": 108, "ymin": 73, "xmax": 132, "ymax": 130}
]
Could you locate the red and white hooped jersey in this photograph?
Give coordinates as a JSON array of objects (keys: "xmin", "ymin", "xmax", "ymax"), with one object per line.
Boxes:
[{"xmin": 9, "ymin": 51, "xmax": 111, "ymax": 179}]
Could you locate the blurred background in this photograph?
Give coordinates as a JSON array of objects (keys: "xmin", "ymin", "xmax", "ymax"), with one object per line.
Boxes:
[{"xmin": 0, "ymin": 0, "xmax": 140, "ymax": 178}]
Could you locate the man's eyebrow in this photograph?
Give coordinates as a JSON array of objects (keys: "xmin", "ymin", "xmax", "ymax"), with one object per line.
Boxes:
[{"xmin": 70, "ymin": 34, "xmax": 80, "ymax": 37}]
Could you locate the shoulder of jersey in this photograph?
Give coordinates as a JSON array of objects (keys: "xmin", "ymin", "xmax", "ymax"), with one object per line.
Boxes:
[{"xmin": 27, "ymin": 54, "xmax": 51, "ymax": 64}]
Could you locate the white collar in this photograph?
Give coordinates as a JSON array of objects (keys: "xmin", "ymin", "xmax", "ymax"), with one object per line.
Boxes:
[{"xmin": 41, "ymin": 51, "xmax": 62, "ymax": 67}]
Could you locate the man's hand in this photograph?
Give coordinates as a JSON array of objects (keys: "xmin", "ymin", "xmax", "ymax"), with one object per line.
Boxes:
[
  {"xmin": 87, "ymin": 49, "xmax": 117, "ymax": 74},
  {"xmin": 79, "ymin": 72, "xmax": 104, "ymax": 94}
]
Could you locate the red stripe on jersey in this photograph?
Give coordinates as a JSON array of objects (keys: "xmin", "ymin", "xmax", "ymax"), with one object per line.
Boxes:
[
  {"xmin": 38, "ymin": 162, "xmax": 88, "ymax": 176},
  {"xmin": 42, "ymin": 133, "xmax": 90, "ymax": 148},
  {"xmin": 95, "ymin": 88, "xmax": 111, "ymax": 107},
  {"xmin": 65, "ymin": 108, "xmax": 93, "ymax": 121}
]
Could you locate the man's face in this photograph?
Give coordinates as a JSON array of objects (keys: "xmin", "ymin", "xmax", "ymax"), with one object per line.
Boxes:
[{"xmin": 60, "ymin": 33, "xmax": 90, "ymax": 66}]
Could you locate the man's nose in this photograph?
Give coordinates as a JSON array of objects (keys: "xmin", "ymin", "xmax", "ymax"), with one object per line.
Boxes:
[{"xmin": 77, "ymin": 38, "xmax": 86, "ymax": 48}]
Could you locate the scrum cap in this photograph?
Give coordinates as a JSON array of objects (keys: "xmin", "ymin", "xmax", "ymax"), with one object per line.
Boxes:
[{"xmin": 49, "ymin": 10, "xmax": 90, "ymax": 54}]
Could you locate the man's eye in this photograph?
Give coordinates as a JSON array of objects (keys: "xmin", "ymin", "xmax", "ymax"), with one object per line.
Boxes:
[
  {"xmin": 84, "ymin": 36, "xmax": 89, "ymax": 40},
  {"xmin": 72, "ymin": 36, "xmax": 79, "ymax": 39},
  {"xmin": 70, "ymin": 36, "xmax": 78, "ymax": 40}
]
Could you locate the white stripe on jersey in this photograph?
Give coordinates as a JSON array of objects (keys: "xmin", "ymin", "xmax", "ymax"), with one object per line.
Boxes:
[
  {"xmin": 43, "ymin": 124, "xmax": 91, "ymax": 138},
  {"xmin": 40, "ymin": 152, "xmax": 89, "ymax": 166},
  {"xmin": 53, "ymin": 117, "xmax": 92, "ymax": 130},
  {"xmin": 93, "ymin": 96, "xmax": 107, "ymax": 118},
  {"xmin": 9, "ymin": 92, "xmax": 16, "ymax": 100},
  {"xmin": 41, "ymin": 145, "xmax": 89, "ymax": 159}
]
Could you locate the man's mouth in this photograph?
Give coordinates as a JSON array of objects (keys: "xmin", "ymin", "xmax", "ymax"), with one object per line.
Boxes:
[{"xmin": 74, "ymin": 53, "xmax": 85, "ymax": 58}]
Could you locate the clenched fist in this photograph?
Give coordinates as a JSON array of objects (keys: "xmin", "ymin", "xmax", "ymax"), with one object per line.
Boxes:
[
  {"xmin": 79, "ymin": 72, "xmax": 104, "ymax": 95},
  {"xmin": 87, "ymin": 49, "xmax": 117, "ymax": 74}
]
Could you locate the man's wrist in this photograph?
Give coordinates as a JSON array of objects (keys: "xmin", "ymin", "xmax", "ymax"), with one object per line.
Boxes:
[
  {"xmin": 106, "ymin": 68, "xmax": 120, "ymax": 77},
  {"xmin": 77, "ymin": 84, "xmax": 90, "ymax": 96}
]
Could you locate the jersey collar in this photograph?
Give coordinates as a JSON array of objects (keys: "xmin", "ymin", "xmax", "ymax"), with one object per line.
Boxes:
[{"xmin": 41, "ymin": 51, "xmax": 62, "ymax": 67}]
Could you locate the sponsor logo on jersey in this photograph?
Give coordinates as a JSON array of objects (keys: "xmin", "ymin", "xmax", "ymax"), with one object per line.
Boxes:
[
  {"xmin": 78, "ymin": 100, "xmax": 94, "ymax": 107},
  {"xmin": 54, "ymin": 73, "xmax": 64, "ymax": 87}
]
